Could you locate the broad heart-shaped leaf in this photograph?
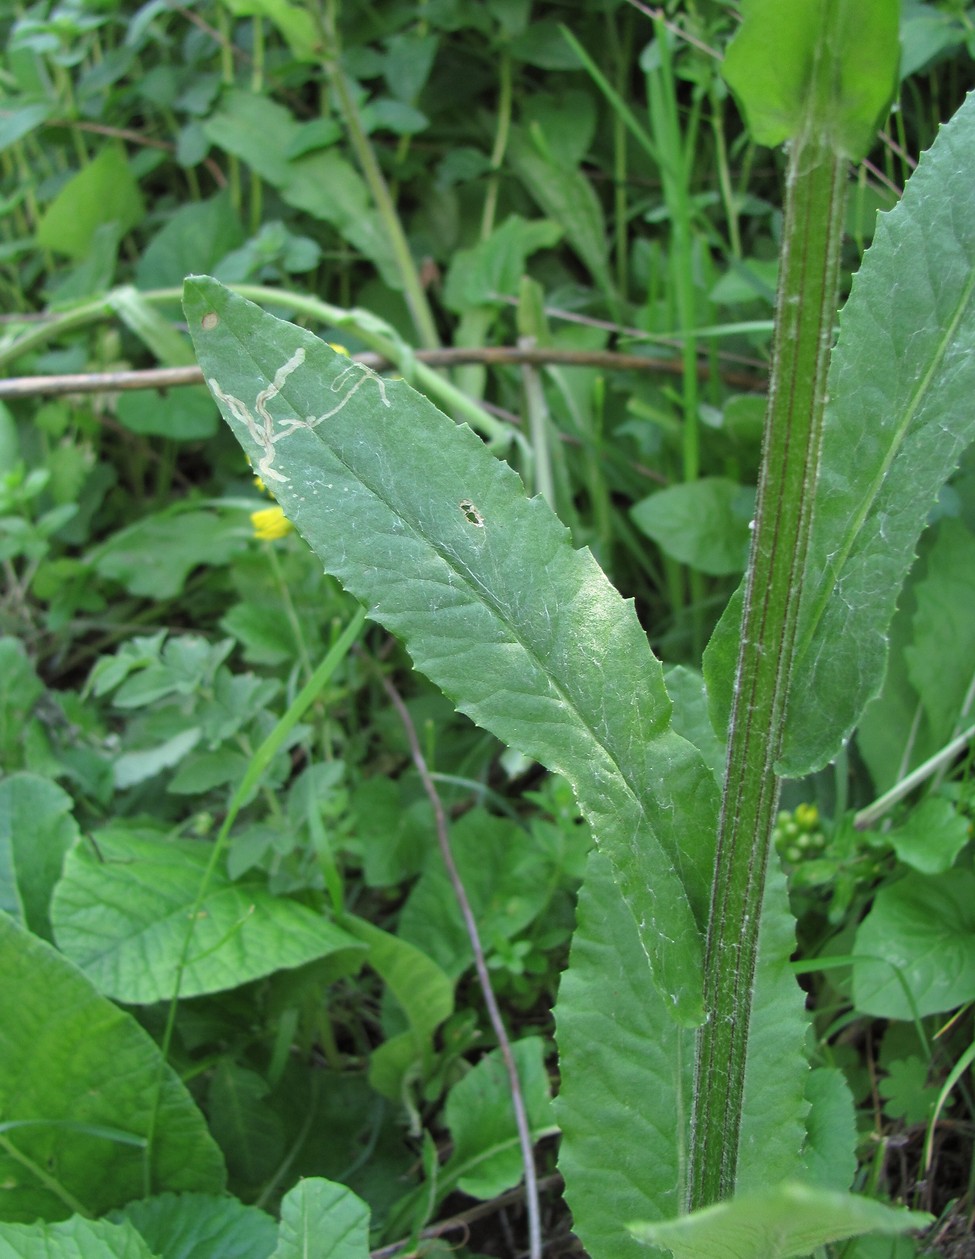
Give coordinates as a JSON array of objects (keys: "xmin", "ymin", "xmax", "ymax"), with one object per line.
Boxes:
[
  {"xmin": 270, "ymin": 1178, "xmax": 370, "ymax": 1259},
  {"xmin": 0, "ymin": 913, "xmax": 225, "ymax": 1223},
  {"xmin": 852, "ymin": 869, "xmax": 975, "ymax": 1019},
  {"xmin": 441, "ymin": 1036, "xmax": 554, "ymax": 1199},
  {"xmin": 0, "ymin": 1216, "xmax": 158, "ymax": 1258},
  {"xmin": 708, "ymin": 92, "xmax": 975, "ymax": 776},
  {"xmin": 631, "ymin": 478, "xmax": 753, "ymax": 577},
  {"xmin": 50, "ymin": 827, "xmax": 364, "ymax": 1003},
  {"xmin": 556, "ymin": 852, "xmax": 811, "ymax": 1258},
  {"xmin": 627, "ymin": 1182, "xmax": 931, "ymax": 1259},
  {"xmin": 722, "ymin": 0, "xmax": 899, "ymax": 159},
  {"xmin": 113, "ymin": 1191, "xmax": 277, "ymax": 1259},
  {"xmin": 184, "ymin": 275, "xmax": 719, "ymax": 1028}
]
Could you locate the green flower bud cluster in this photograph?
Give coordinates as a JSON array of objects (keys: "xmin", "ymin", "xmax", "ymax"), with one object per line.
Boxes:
[
  {"xmin": 773, "ymin": 802, "xmax": 826, "ymax": 865},
  {"xmin": 774, "ymin": 804, "xmax": 893, "ymax": 922}
]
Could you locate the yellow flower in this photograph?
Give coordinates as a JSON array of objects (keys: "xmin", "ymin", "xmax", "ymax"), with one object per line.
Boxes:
[
  {"xmin": 253, "ymin": 475, "xmax": 268, "ymax": 494},
  {"xmin": 251, "ymin": 506, "xmax": 293, "ymax": 540}
]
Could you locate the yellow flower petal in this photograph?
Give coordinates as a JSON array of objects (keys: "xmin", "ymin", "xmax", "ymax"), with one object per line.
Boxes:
[
  {"xmin": 251, "ymin": 506, "xmax": 293, "ymax": 540},
  {"xmin": 327, "ymin": 342, "xmax": 351, "ymax": 357}
]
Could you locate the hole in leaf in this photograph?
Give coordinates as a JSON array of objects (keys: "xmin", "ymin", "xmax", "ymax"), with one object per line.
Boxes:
[{"xmin": 459, "ymin": 499, "xmax": 485, "ymax": 527}]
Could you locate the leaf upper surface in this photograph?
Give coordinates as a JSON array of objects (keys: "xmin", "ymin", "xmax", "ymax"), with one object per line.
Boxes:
[
  {"xmin": 51, "ymin": 828, "xmax": 363, "ymax": 1003},
  {"xmin": 0, "ymin": 913, "xmax": 225, "ymax": 1223},
  {"xmin": 184, "ymin": 276, "xmax": 718, "ymax": 1025}
]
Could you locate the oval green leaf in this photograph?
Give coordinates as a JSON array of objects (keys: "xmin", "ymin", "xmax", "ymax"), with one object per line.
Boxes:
[{"xmin": 51, "ymin": 828, "xmax": 364, "ymax": 1003}]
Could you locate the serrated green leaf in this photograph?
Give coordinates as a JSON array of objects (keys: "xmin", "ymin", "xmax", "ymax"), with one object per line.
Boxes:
[
  {"xmin": 736, "ymin": 859, "xmax": 809, "ymax": 1195},
  {"xmin": 801, "ymin": 1068, "xmax": 858, "ymax": 1191},
  {"xmin": 852, "ymin": 869, "xmax": 975, "ymax": 1018},
  {"xmin": 184, "ymin": 274, "xmax": 719, "ymax": 1026},
  {"xmin": 878, "ymin": 1057, "xmax": 941, "ymax": 1126},
  {"xmin": 271, "ymin": 1178, "xmax": 370, "ymax": 1259},
  {"xmin": 782, "ymin": 94, "xmax": 975, "ymax": 774},
  {"xmin": 556, "ymin": 856, "xmax": 812, "ymax": 1256},
  {"xmin": 628, "ymin": 1182, "xmax": 931, "ymax": 1259},
  {"xmin": 555, "ymin": 850, "xmax": 687, "ymax": 1259},
  {"xmin": 50, "ymin": 828, "xmax": 364, "ymax": 1002},
  {"xmin": 0, "ymin": 913, "xmax": 225, "ymax": 1223}
]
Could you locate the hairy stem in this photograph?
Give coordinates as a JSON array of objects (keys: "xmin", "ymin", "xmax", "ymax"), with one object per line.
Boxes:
[{"xmin": 688, "ymin": 134, "xmax": 848, "ymax": 1207}]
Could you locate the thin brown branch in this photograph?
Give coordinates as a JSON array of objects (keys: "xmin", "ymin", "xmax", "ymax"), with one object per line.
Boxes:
[
  {"xmin": 371, "ymin": 1173, "xmax": 563, "ymax": 1259},
  {"xmin": 623, "ymin": 0, "xmax": 726, "ymax": 60},
  {"xmin": 0, "ymin": 345, "xmax": 765, "ymax": 400},
  {"xmin": 43, "ymin": 120, "xmax": 228, "ymax": 188},
  {"xmin": 379, "ymin": 669, "xmax": 544, "ymax": 1259}
]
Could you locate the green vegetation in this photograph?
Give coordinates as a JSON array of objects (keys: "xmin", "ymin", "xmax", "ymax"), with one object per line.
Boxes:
[{"xmin": 1, "ymin": 3, "xmax": 974, "ymax": 1257}]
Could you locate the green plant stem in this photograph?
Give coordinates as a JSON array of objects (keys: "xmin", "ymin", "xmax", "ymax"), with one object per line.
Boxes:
[
  {"xmin": 216, "ymin": 4, "xmax": 240, "ymax": 212},
  {"xmin": 321, "ymin": 3, "xmax": 440, "ymax": 351},
  {"xmin": 480, "ymin": 48, "xmax": 513, "ymax": 241},
  {"xmin": 248, "ymin": 15, "xmax": 265, "ymax": 235},
  {"xmin": 853, "ymin": 720, "xmax": 975, "ymax": 829},
  {"xmin": 688, "ymin": 137, "xmax": 849, "ymax": 1208}
]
